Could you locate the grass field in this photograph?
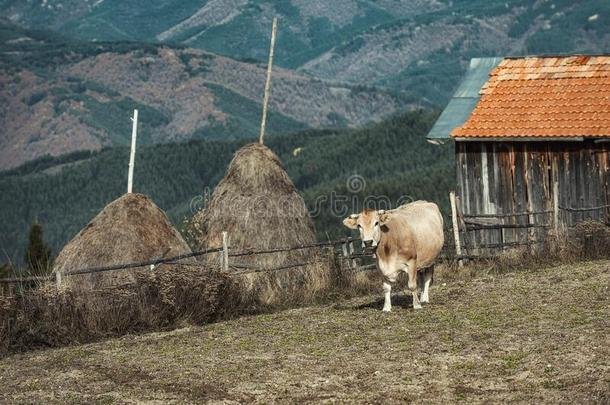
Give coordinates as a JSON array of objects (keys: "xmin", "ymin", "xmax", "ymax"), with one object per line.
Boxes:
[{"xmin": 0, "ymin": 260, "xmax": 608, "ymax": 403}]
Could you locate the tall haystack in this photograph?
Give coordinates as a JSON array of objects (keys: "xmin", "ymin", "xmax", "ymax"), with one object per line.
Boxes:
[
  {"xmin": 191, "ymin": 143, "xmax": 329, "ymax": 306},
  {"xmin": 54, "ymin": 193, "xmax": 192, "ymax": 289}
]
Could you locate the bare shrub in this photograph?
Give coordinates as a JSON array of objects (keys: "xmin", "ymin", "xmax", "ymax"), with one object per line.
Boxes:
[
  {"xmin": 437, "ymin": 220, "xmax": 610, "ymax": 279},
  {"xmin": 0, "ymin": 264, "xmax": 229, "ymax": 355},
  {"xmin": 567, "ymin": 220, "xmax": 610, "ymax": 260}
]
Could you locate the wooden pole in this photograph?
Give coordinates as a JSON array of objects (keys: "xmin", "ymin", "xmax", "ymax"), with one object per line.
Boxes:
[
  {"xmin": 259, "ymin": 17, "xmax": 278, "ymax": 145},
  {"xmin": 341, "ymin": 241, "xmax": 350, "ymax": 269},
  {"xmin": 222, "ymin": 231, "xmax": 229, "ymax": 272},
  {"xmin": 450, "ymin": 191, "xmax": 464, "ymax": 268},
  {"xmin": 348, "ymin": 240, "xmax": 357, "ymax": 269},
  {"xmin": 127, "ymin": 109, "xmax": 139, "ymax": 194},
  {"xmin": 553, "ymin": 180, "xmax": 559, "ymax": 233}
]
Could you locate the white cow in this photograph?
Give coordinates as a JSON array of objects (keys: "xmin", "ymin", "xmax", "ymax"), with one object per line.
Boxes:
[{"xmin": 343, "ymin": 201, "xmax": 444, "ymax": 311}]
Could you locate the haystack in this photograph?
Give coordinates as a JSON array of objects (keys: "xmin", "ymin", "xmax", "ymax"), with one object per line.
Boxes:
[
  {"xmin": 191, "ymin": 143, "xmax": 329, "ymax": 306},
  {"xmin": 53, "ymin": 193, "xmax": 193, "ymax": 289}
]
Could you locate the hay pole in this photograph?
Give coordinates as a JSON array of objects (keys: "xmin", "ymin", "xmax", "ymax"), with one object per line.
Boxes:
[
  {"xmin": 258, "ymin": 17, "xmax": 278, "ymax": 145},
  {"xmin": 127, "ymin": 109, "xmax": 139, "ymax": 194}
]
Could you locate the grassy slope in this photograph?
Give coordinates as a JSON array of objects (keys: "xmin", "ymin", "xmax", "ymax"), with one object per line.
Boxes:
[{"xmin": 1, "ymin": 260, "xmax": 608, "ymax": 402}]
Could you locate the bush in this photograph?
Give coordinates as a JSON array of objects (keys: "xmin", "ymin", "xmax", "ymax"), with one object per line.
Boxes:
[
  {"xmin": 0, "ymin": 247, "xmax": 381, "ymax": 355},
  {"xmin": 0, "ymin": 264, "xmax": 229, "ymax": 355},
  {"xmin": 437, "ymin": 220, "xmax": 610, "ymax": 280},
  {"xmin": 23, "ymin": 91, "xmax": 47, "ymax": 106}
]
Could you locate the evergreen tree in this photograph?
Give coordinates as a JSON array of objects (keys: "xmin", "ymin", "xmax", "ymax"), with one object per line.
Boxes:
[
  {"xmin": 0, "ymin": 263, "xmax": 12, "ymax": 278},
  {"xmin": 24, "ymin": 222, "xmax": 53, "ymax": 275}
]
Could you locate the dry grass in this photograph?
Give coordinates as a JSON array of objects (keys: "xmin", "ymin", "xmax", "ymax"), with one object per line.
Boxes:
[
  {"xmin": 439, "ymin": 220, "xmax": 610, "ymax": 281},
  {"xmin": 0, "ymin": 249, "xmax": 360, "ymax": 355},
  {"xmin": 3, "ymin": 222, "xmax": 608, "ymax": 359},
  {"xmin": 0, "ymin": 259, "xmax": 608, "ymax": 403},
  {"xmin": 0, "ymin": 264, "xmax": 228, "ymax": 355}
]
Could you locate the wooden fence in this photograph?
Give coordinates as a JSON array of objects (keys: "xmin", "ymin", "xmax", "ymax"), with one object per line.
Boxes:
[{"xmin": 448, "ymin": 190, "xmax": 610, "ymax": 263}]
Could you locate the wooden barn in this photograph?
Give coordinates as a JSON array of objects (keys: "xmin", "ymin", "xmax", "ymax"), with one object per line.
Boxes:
[{"xmin": 428, "ymin": 55, "xmax": 610, "ymax": 252}]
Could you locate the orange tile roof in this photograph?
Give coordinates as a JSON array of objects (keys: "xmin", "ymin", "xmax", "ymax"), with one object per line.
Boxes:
[{"xmin": 451, "ymin": 55, "xmax": 610, "ymax": 138}]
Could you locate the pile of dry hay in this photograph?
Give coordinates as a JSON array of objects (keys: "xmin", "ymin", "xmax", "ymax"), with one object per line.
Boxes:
[
  {"xmin": 53, "ymin": 193, "xmax": 194, "ymax": 290},
  {"xmin": 189, "ymin": 143, "xmax": 331, "ymax": 307}
]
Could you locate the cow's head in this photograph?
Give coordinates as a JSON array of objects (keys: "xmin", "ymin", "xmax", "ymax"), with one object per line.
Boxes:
[{"xmin": 343, "ymin": 208, "xmax": 390, "ymax": 248}]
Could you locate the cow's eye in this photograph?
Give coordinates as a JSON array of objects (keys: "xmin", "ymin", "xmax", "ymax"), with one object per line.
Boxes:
[
  {"xmin": 357, "ymin": 224, "xmax": 362, "ymax": 229},
  {"xmin": 375, "ymin": 221, "xmax": 379, "ymax": 227}
]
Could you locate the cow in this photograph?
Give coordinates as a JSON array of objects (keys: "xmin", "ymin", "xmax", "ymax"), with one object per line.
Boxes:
[{"xmin": 343, "ymin": 201, "xmax": 444, "ymax": 311}]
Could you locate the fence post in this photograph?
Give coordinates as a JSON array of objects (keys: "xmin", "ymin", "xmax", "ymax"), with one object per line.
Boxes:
[
  {"xmin": 553, "ymin": 180, "xmax": 559, "ymax": 233},
  {"xmin": 450, "ymin": 191, "xmax": 464, "ymax": 268},
  {"xmin": 348, "ymin": 240, "xmax": 357, "ymax": 269},
  {"xmin": 222, "ymin": 231, "xmax": 229, "ymax": 272},
  {"xmin": 341, "ymin": 241, "xmax": 350, "ymax": 269},
  {"xmin": 55, "ymin": 271, "xmax": 62, "ymax": 289}
]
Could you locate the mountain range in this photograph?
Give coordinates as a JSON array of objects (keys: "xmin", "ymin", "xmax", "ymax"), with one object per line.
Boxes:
[
  {"xmin": 1, "ymin": 0, "xmax": 608, "ymax": 168},
  {"xmin": 0, "ymin": 20, "xmax": 410, "ymax": 169}
]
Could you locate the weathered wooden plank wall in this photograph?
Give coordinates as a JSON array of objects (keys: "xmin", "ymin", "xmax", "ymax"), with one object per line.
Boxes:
[{"xmin": 456, "ymin": 140, "xmax": 610, "ymax": 252}]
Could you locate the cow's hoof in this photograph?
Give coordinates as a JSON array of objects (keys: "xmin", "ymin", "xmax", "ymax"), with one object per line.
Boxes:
[
  {"xmin": 382, "ymin": 308, "xmax": 392, "ymax": 313},
  {"xmin": 413, "ymin": 305, "xmax": 423, "ymax": 310}
]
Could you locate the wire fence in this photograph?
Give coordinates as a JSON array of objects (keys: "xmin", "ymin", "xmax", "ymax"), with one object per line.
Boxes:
[
  {"xmin": 446, "ymin": 197, "xmax": 610, "ymax": 265},
  {"xmin": 2, "ymin": 200, "xmax": 608, "ymax": 289},
  {"xmin": 0, "ymin": 237, "xmax": 365, "ymax": 287}
]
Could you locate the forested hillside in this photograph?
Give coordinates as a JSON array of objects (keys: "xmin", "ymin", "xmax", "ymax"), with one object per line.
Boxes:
[
  {"xmin": 0, "ymin": 20, "xmax": 409, "ymax": 169},
  {"xmin": 0, "ymin": 110, "xmax": 453, "ymax": 266}
]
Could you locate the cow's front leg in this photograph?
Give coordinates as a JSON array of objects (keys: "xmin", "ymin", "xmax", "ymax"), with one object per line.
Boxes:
[
  {"xmin": 382, "ymin": 281, "xmax": 392, "ymax": 312},
  {"xmin": 405, "ymin": 260, "xmax": 422, "ymax": 310}
]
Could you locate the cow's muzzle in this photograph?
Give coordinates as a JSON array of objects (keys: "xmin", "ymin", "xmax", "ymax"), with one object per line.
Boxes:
[{"xmin": 362, "ymin": 240, "xmax": 375, "ymax": 248}]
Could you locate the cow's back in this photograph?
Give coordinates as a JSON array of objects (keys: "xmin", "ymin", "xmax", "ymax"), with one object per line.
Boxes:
[{"xmin": 394, "ymin": 201, "xmax": 444, "ymax": 268}]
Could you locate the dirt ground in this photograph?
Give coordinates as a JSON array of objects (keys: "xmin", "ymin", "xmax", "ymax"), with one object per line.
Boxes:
[{"xmin": 0, "ymin": 260, "xmax": 608, "ymax": 403}]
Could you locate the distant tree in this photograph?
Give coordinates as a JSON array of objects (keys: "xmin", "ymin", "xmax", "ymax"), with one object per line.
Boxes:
[{"xmin": 24, "ymin": 222, "xmax": 53, "ymax": 275}]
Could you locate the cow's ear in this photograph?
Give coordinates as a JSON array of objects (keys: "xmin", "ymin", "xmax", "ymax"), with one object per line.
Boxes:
[
  {"xmin": 379, "ymin": 212, "xmax": 390, "ymax": 225},
  {"xmin": 343, "ymin": 215, "xmax": 359, "ymax": 229}
]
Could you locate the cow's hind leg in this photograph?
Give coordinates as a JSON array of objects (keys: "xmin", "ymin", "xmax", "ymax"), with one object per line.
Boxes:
[
  {"xmin": 420, "ymin": 266, "xmax": 434, "ymax": 304},
  {"xmin": 382, "ymin": 281, "xmax": 392, "ymax": 312},
  {"xmin": 405, "ymin": 259, "xmax": 422, "ymax": 310}
]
